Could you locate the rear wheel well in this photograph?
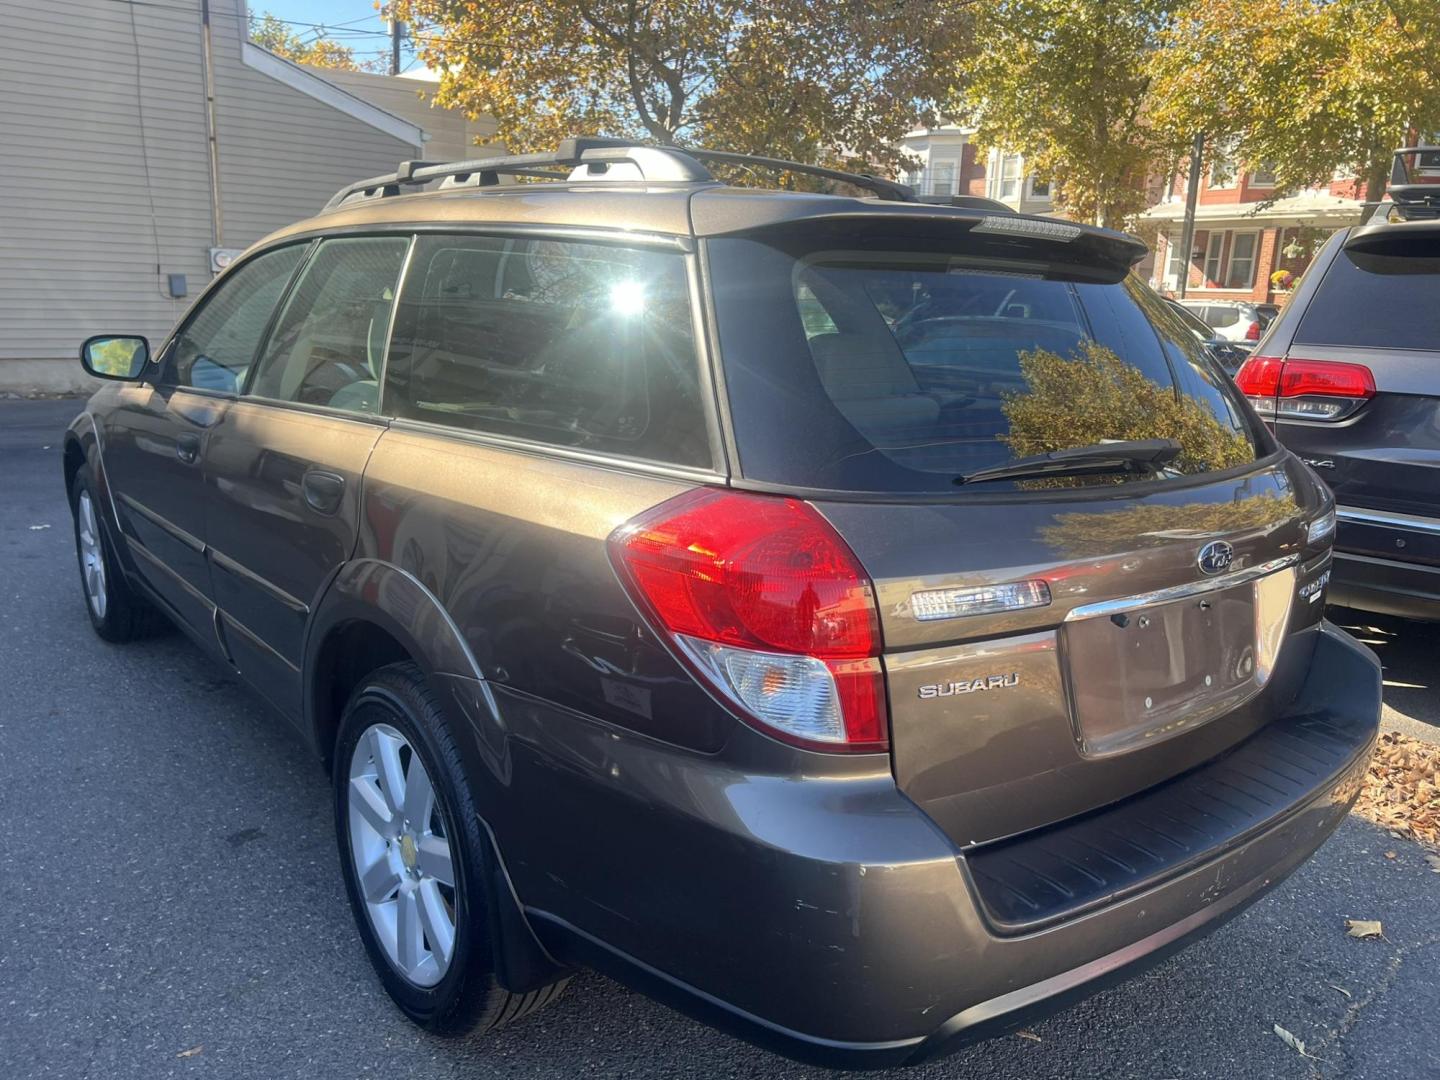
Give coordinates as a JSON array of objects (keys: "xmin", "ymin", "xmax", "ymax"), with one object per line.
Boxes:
[{"xmin": 313, "ymin": 620, "xmax": 411, "ymax": 770}]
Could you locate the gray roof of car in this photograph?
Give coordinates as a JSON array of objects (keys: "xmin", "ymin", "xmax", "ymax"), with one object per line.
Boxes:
[{"xmin": 257, "ymin": 180, "xmax": 1147, "ymax": 269}]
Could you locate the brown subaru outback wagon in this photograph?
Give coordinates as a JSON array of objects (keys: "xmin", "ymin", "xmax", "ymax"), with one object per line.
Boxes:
[{"xmin": 65, "ymin": 139, "xmax": 1381, "ymax": 1068}]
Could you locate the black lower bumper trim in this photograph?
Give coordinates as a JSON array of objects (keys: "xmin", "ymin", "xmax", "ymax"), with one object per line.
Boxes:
[
  {"xmin": 1330, "ymin": 550, "xmax": 1440, "ymax": 621},
  {"xmin": 966, "ymin": 704, "xmax": 1375, "ymax": 934}
]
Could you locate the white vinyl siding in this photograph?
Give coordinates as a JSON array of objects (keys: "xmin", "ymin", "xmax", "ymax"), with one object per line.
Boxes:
[
  {"xmin": 0, "ymin": 0, "xmax": 214, "ymax": 360},
  {"xmin": 1, "ymin": 0, "xmax": 423, "ymax": 363}
]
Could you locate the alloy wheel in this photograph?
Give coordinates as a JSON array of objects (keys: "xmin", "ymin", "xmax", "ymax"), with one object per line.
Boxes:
[
  {"xmin": 76, "ymin": 490, "xmax": 107, "ymax": 619},
  {"xmin": 346, "ymin": 723, "xmax": 458, "ymax": 987}
]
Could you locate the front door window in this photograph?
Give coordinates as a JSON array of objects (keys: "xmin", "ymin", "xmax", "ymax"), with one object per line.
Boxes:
[{"xmin": 166, "ymin": 245, "xmax": 308, "ymax": 393}]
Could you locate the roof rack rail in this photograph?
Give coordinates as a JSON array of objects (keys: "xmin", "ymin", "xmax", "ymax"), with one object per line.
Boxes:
[
  {"xmin": 1377, "ymin": 146, "xmax": 1440, "ymax": 222},
  {"xmin": 674, "ymin": 148, "xmax": 916, "ymax": 203},
  {"xmin": 323, "ymin": 137, "xmax": 917, "ymax": 210}
]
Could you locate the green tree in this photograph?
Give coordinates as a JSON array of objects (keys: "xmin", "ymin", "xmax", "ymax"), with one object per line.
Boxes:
[
  {"xmin": 1148, "ymin": 0, "xmax": 1440, "ymax": 201},
  {"xmin": 953, "ymin": 0, "xmax": 1184, "ymax": 227},
  {"xmin": 1002, "ymin": 339, "xmax": 1253, "ymax": 482},
  {"xmin": 387, "ymin": 0, "xmax": 972, "ymax": 171},
  {"xmin": 249, "ymin": 12, "xmax": 384, "ymax": 73}
]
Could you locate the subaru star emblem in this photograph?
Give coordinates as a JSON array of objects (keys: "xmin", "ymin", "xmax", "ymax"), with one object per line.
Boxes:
[{"xmin": 1197, "ymin": 540, "xmax": 1234, "ymax": 576}]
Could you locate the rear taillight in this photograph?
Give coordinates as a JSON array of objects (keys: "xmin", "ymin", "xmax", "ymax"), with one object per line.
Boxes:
[
  {"xmin": 608, "ymin": 489, "xmax": 887, "ymax": 752},
  {"xmin": 1234, "ymin": 355, "xmax": 1375, "ymax": 422},
  {"xmin": 1245, "ymin": 320, "xmax": 1261, "ymax": 341}
]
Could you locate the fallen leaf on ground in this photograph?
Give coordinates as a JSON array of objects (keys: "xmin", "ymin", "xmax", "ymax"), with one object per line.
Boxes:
[
  {"xmin": 1328, "ymin": 983, "xmax": 1352, "ymax": 998},
  {"xmin": 1016, "ymin": 1029, "xmax": 1042, "ymax": 1043},
  {"xmin": 1425, "ymin": 854, "xmax": 1440, "ymax": 874},
  {"xmin": 176, "ymin": 1045, "xmax": 203, "ymax": 1058},
  {"xmin": 1352, "ymin": 732, "xmax": 1440, "ymax": 847},
  {"xmin": 1344, "ymin": 919, "xmax": 1383, "ymax": 940},
  {"xmin": 1384, "ymin": 850, "xmax": 1397, "ymax": 859},
  {"xmin": 1273, "ymin": 1023, "xmax": 1307, "ymax": 1057}
]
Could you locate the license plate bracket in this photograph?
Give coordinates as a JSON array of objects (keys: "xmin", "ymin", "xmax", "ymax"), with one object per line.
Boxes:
[{"xmin": 1062, "ymin": 567, "xmax": 1296, "ymax": 757}]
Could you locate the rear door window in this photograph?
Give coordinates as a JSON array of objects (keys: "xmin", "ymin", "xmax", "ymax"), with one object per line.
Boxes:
[
  {"xmin": 248, "ymin": 236, "xmax": 409, "ymax": 413},
  {"xmin": 707, "ymin": 222, "xmax": 1261, "ymax": 494},
  {"xmin": 1294, "ymin": 242, "xmax": 1440, "ymax": 351},
  {"xmin": 1207, "ymin": 305, "xmax": 1240, "ymax": 329},
  {"xmin": 384, "ymin": 235, "xmax": 711, "ymax": 468}
]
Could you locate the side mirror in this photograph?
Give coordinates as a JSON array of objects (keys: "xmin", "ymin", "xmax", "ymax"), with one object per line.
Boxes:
[{"xmin": 81, "ymin": 335, "xmax": 151, "ymax": 380}]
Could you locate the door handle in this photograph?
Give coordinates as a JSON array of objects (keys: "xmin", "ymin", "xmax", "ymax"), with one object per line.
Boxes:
[
  {"xmin": 302, "ymin": 469, "xmax": 346, "ymax": 515},
  {"xmin": 175, "ymin": 432, "xmax": 202, "ymax": 465}
]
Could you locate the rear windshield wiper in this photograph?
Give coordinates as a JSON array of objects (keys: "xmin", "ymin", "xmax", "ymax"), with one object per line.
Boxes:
[{"xmin": 956, "ymin": 438, "xmax": 1184, "ymax": 486}]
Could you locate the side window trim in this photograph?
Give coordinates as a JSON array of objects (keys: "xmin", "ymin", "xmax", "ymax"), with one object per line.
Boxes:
[
  {"xmin": 155, "ymin": 240, "xmax": 315, "ymax": 394},
  {"xmin": 372, "ymin": 234, "xmax": 418, "ymax": 418}
]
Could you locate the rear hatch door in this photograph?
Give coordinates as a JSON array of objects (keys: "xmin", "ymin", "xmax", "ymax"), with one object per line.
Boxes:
[{"xmin": 703, "ymin": 209, "xmax": 1333, "ymax": 846}]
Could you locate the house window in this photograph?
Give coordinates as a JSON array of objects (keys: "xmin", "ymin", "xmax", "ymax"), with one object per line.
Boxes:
[
  {"xmin": 999, "ymin": 154, "xmax": 1023, "ymax": 198},
  {"xmin": 1225, "ymin": 231, "xmax": 1258, "ymax": 288},
  {"xmin": 930, "ymin": 162, "xmax": 955, "ymax": 197},
  {"xmin": 1250, "ymin": 162, "xmax": 1277, "ymax": 186},
  {"xmin": 1209, "ymin": 137, "xmax": 1239, "ymax": 188},
  {"xmin": 1164, "ymin": 234, "xmax": 1186, "ymax": 290},
  {"xmin": 1203, "ymin": 233, "xmax": 1224, "ymax": 285},
  {"xmin": 1030, "ymin": 177, "xmax": 1051, "ymax": 199}
]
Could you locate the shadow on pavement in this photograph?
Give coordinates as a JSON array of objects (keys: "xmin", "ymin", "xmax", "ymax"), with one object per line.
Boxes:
[{"xmin": 1329, "ymin": 606, "xmax": 1440, "ymax": 731}]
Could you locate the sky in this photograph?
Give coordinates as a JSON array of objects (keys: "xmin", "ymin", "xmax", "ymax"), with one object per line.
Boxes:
[{"xmin": 251, "ymin": 1, "xmax": 422, "ymax": 73}]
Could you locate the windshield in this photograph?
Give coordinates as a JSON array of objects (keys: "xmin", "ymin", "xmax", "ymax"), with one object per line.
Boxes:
[{"xmin": 707, "ymin": 223, "xmax": 1262, "ymax": 494}]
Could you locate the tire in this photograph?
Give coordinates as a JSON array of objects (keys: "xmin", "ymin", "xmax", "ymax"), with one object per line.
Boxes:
[
  {"xmin": 68, "ymin": 465, "xmax": 169, "ymax": 643},
  {"xmin": 333, "ymin": 661, "xmax": 567, "ymax": 1034}
]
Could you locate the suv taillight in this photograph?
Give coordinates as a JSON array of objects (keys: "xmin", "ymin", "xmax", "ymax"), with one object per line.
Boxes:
[
  {"xmin": 1245, "ymin": 320, "xmax": 1261, "ymax": 341},
  {"xmin": 1235, "ymin": 355, "xmax": 1375, "ymax": 422},
  {"xmin": 608, "ymin": 489, "xmax": 887, "ymax": 752}
]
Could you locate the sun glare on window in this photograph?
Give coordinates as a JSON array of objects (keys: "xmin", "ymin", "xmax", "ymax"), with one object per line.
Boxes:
[{"xmin": 609, "ymin": 280, "xmax": 647, "ymax": 317}]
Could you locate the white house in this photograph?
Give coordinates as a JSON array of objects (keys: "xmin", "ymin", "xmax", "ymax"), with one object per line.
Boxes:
[{"xmin": 895, "ymin": 122, "xmax": 1054, "ymax": 214}]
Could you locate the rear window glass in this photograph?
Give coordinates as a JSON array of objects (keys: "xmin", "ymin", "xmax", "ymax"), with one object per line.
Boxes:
[
  {"xmin": 708, "ymin": 223, "xmax": 1260, "ymax": 494},
  {"xmin": 383, "ymin": 235, "xmax": 711, "ymax": 468},
  {"xmin": 1295, "ymin": 243, "xmax": 1440, "ymax": 351}
]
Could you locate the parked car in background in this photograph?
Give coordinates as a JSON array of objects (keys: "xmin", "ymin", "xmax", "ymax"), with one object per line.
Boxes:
[
  {"xmin": 1163, "ymin": 297, "xmax": 1252, "ymax": 374},
  {"xmin": 64, "ymin": 139, "xmax": 1379, "ymax": 1069},
  {"xmin": 1180, "ymin": 299, "xmax": 1274, "ymax": 344},
  {"xmin": 1236, "ymin": 150, "xmax": 1440, "ymax": 620}
]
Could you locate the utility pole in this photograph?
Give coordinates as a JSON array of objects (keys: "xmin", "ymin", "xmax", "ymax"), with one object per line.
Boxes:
[
  {"xmin": 1176, "ymin": 132, "xmax": 1204, "ymax": 300},
  {"xmin": 390, "ymin": 18, "xmax": 404, "ymax": 76}
]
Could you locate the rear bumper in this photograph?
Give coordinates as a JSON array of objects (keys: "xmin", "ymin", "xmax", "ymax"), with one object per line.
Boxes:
[
  {"xmin": 1331, "ymin": 506, "xmax": 1440, "ymax": 619},
  {"xmin": 502, "ymin": 623, "xmax": 1380, "ymax": 1070}
]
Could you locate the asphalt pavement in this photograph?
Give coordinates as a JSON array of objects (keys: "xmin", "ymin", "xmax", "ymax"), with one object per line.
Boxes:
[{"xmin": 2, "ymin": 398, "xmax": 1437, "ymax": 1079}]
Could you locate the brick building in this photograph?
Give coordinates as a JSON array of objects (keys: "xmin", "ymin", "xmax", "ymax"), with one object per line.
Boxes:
[{"xmin": 1142, "ymin": 142, "xmax": 1440, "ymax": 304}]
